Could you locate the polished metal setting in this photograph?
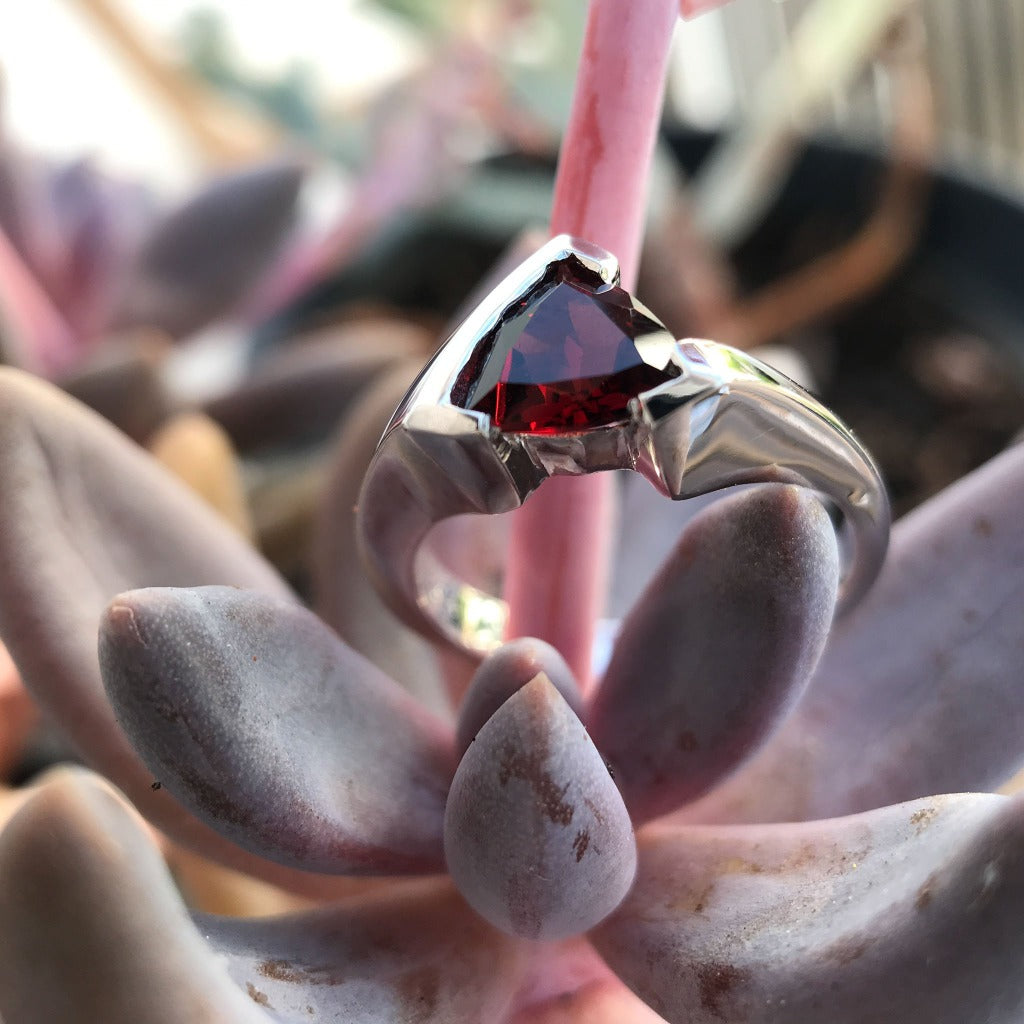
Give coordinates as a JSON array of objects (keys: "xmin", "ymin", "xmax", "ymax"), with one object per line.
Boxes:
[{"xmin": 357, "ymin": 234, "xmax": 891, "ymax": 656}]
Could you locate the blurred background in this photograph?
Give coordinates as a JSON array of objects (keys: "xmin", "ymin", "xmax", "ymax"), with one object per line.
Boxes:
[{"xmin": 7, "ymin": 0, "xmax": 1024, "ymax": 189}]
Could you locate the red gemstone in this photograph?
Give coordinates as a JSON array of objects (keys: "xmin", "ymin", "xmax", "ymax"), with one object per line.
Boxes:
[{"xmin": 453, "ymin": 261, "xmax": 678, "ymax": 434}]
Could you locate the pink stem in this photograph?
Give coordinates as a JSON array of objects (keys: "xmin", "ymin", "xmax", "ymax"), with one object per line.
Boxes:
[{"xmin": 503, "ymin": 0, "xmax": 679, "ymax": 687}]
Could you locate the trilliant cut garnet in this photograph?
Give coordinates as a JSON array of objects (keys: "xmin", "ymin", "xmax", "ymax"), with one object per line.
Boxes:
[{"xmin": 452, "ymin": 259, "xmax": 679, "ymax": 434}]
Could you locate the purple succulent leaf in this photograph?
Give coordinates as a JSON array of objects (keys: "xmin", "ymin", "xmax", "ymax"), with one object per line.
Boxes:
[
  {"xmin": 588, "ymin": 485, "xmax": 839, "ymax": 824},
  {"xmin": 313, "ymin": 360, "xmax": 455, "ymax": 715},
  {"xmin": 204, "ymin": 320, "xmax": 429, "ymax": 452},
  {"xmin": 201, "ymin": 880, "xmax": 526, "ymax": 1023},
  {"xmin": 683, "ymin": 442, "xmax": 1024, "ymax": 826},
  {"xmin": 100, "ymin": 585, "xmax": 456, "ymax": 874},
  {"xmin": 41, "ymin": 158, "xmax": 153, "ymax": 341},
  {"xmin": 444, "ymin": 674, "xmax": 637, "ymax": 941},
  {"xmin": 113, "ymin": 157, "xmax": 305, "ymax": 339},
  {"xmin": 457, "ymin": 638, "xmax": 583, "ymax": 756},
  {"xmin": 0, "ymin": 369, "xmax": 355, "ymax": 891},
  {"xmin": 592, "ymin": 792, "xmax": 1024, "ymax": 1024},
  {"xmin": 0, "ymin": 769, "xmax": 270, "ymax": 1024},
  {"xmin": 57, "ymin": 331, "xmax": 176, "ymax": 443}
]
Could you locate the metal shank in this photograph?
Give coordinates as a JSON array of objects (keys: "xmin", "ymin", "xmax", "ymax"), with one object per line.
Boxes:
[{"xmin": 357, "ymin": 236, "xmax": 890, "ymax": 658}]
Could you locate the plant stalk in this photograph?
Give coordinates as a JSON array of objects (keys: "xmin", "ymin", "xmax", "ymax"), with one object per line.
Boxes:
[{"xmin": 503, "ymin": 0, "xmax": 679, "ymax": 687}]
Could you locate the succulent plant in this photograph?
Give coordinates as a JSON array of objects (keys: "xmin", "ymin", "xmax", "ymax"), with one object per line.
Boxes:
[
  {"xmin": 0, "ymin": 125, "xmax": 306, "ymax": 376},
  {"xmin": 1, "ymin": 1, "xmax": 1023, "ymax": 1023}
]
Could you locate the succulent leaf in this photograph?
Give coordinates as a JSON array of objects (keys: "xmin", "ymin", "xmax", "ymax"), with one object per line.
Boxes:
[
  {"xmin": 683, "ymin": 443, "xmax": 1024, "ymax": 825},
  {"xmin": 113, "ymin": 158, "xmax": 304, "ymax": 339},
  {"xmin": 56, "ymin": 330, "xmax": 175, "ymax": 443},
  {"xmin": 457, "ymin": 638, "xmax": 582, "ymax": 757},
  {"xmin": 589, "ymin": 485, "xmax": 839, "ymax": 823},
  {"xmin": 0, "ymin": 769, "xmax": 270, "ymax": 1024},
  {"xmin": 0, "ymin": 369, "xmax": 354, "ymax": 891},
  {"xmin": 100, "ymin": 585, "xmax": 457, "ymax": 874},
  {"xmin": 444, "ymin": 675, "xmax": 636, "ymax": 941},
  {"xmin": 203, "ymin": 880, "xmax": 525, "ymax": 1023},
  {"xmin": 42, "ymin": 158, "xmax": 151, "ymax": 341},
  {"xmin": 593, "ymin": 793, "xmax": 1024, "ymax": 1024}
]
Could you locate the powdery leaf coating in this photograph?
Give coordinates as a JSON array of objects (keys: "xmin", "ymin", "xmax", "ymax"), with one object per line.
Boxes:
[
  {"xmin": 113, "ymin": 158, "xmax": 304, "ymax": 339},
  {"xmin": 588, "ymin": 486, "xmax": 838, "ymax": 823},
  {"xmin": 456, "ymin": 638, "xmax": 583, "ymax": 756},
  {"xmin": 444, "ymin": 675, "xmax": 636, "ymax": 941},
  {"xmin": 0, "ymin": 769, "xmax": 269, "ymax": 1024},
  {"xmin": 100, "ymin": 585, "xmax": 457, "ymax": 874},
  {"xmin": 202, "ymin": 879, "xmax": 525, "ymax": 1023},
  {"xmin": 0, "ymin": 368, "xmax": 336, "ymax": 890},
  {"xmin": 592, "ymin": 793, "xmax": 1024, "ymax": 1024},
  {"xmin": 683, "ymin": 443, "xmax": 1024, "ymax": 826}
]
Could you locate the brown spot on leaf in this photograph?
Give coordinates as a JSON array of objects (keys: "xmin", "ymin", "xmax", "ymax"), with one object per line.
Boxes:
[
  {"xmin": 259, "ymin": 959, "xmax": 304, "ymax": 983},
  {"xmin": 505, "ymin": 870, "xmax": 543, "ymax": 939},
  {"xmin": 822, "ymin": 935, "xmax": 870, "ymax": 965},
  {"xmin": 499, "ymin": 744, "xmax": 574, "ymax": 826},
  {"xmin": 666, "ymin": 880, "xmax": 714, "ymax": 915},
  {"xmin": 257, "ymin": 959, "xmax": 343, "ymax": 986},
  {"xmin": 246, "ymin": 982, "xmax": 271, "ymax": 1007},
  {"xmin": 397, "ymin": 966, "xmax": 440, "ymax": 1023},
  {"xmin": 916, "ymin": 873, "xmax": 937, "ymax": 910},
  {"xmin": 910, "ymin": 806, "xmax": 937, "ymax": 833},
  {"xmin": 572, "ymin": 829, "xmax": 591, "ymax": 862},
  {"xmin": 693, "ymin": 882, "xmax": 714, "ymax": 914},
  {"xmin": 582, "ymin": 797, "xmax": 607, "ymax": 827},
  {"xmin": 696, "ymin": 962, "xmax": 748, "ymax": 1018}
]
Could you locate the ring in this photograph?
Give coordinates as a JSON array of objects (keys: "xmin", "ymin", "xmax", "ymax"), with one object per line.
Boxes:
[{"xmin": 357, "ymin": 235, "xmax": 890, "ymax": 657}]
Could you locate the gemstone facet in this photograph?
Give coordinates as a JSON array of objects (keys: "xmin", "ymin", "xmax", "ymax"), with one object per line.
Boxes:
[{"xmin": 452, "ymin": 258, "xmax": 678, "ymax": 434}]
